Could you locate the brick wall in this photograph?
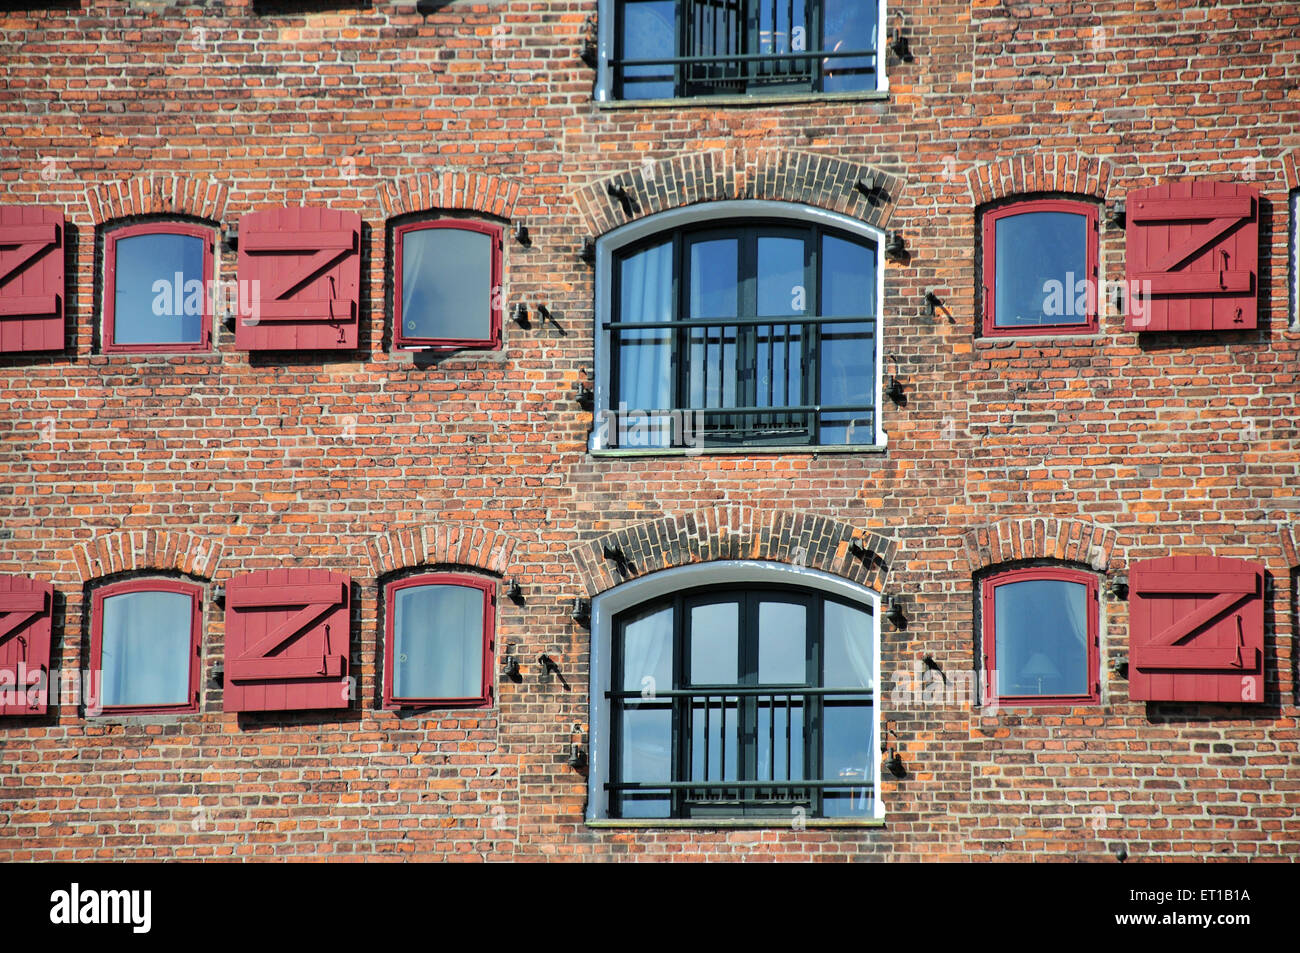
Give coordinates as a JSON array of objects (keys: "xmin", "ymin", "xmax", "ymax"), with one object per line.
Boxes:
[{"xmin": 0, "ymin": 0, "xmax": 1296, "ymax": 860}]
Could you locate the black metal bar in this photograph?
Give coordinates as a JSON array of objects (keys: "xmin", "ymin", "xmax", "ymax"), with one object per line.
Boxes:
[
  {"xmin": 605, "ymin": 314, "xmax": 876, "ymax": 330},
  {"xmin": 614, "ymin": 49, "xmax": 877, "ymax": 67},
  {"xmin": 607, "ymin": 779, "xmax": 875, "ymax": 791},
  {"xmin": 610, "ymin": 687, "xmax": 872, "ymax": 699}
]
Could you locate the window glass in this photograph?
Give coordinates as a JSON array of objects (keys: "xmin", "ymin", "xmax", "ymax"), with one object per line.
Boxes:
[
  {"xmin": 689, "ymin": 599, "xmax": 739, "ymax": 684},
  {"xmin": 993, "ymin": 210, "xmax": 1088, "ymax": 328},
  {"xmin": 619, "ymin": 603, "xmax": 676, "ymax": 819},
  {"xmin": 616, "ymin": 240, "xmax": 674, "ymax": 414},
  {"xmin": 392, "ymin": 583, "xmax": 485, "ymax": 700},
  {"xmin": 100, "ymin": 589, "xmax": 193, "ymax": 709},
  {"xmin": 757, "ymin": 599, "xmax": 806, "ymax": 684},
  {"xmin": 993, "ymin": 578, "xmax": 1089, "ymax": 697},
  {"xmin": 113, "ymin": 231, "xmax": 205, "ymax": 345},
  {"xmin": 620, "ymin": 0, "xmax": 676, "ymax": 100},
  {"xmin": 822, "ymin": 0, "xmax": 879, "ymax": 93},
  {"xmin": 820, "ymin": 233, "xmax": 876, "ymax": 444},
  {"xmin": 400, "ymin": 226, "xmax": 493, "ymax": 343}
]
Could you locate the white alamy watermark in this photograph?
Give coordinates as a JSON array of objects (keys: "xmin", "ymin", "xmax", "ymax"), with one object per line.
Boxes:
[
  {"xmin": 50, "ymin": 883, "xmax": 151, "ymax": 934},
  {"xmin": 594, "ymin": 403, "xmax": 706, "ymax": 453},
  {"xmin": 1041, "ymin": 274, "xmax": 1153, "ymax": 324},
  {"xmin": 151, "ymin": 274, "xmax": 261, "ymax": 326}
]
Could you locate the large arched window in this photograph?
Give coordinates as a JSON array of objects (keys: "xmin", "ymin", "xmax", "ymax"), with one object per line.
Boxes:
[
  {"xmin": 590, "ymin": 563, "xmax": 880, "ymax": 822},
  {"xmin": 593, "ymin": 203, "xmax": 884, "ymax": 451}
]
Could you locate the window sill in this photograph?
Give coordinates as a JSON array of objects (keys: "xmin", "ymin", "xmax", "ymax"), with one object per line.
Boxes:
[
  {"xmin": 594, "ymin": 90, "xmax": 889, "ymax": 110},
  {"xmin": 974, "ymin": 332, "xmax": 1106, "ymax": 347},
  {"xmin": 586, "ymin": 818, "xmax": 885, "ymax": 830},
  {"xmin": 590, "ymin": 443, "xmax": 887, "ymax": 458}
]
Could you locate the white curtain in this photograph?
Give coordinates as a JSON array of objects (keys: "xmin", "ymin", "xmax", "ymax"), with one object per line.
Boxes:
[
  {"xmin": 617, "ymin": 242, "xmax": 675, "ymax": 446},
  {"xmin": 100, "ymin": 591, "xmax": 192, "ymax": 708},
  {"xmin": 393, "ymin": 585, "xmax": 483, "ymax": 700}
]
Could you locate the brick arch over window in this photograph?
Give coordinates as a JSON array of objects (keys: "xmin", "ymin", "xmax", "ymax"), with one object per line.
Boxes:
[
  {"xmin": 1280, "ymin": 149, "xmax": 1300, "ymax": 191},
  {"xmin": 573, "ymin": 149, "xmax": 904, "ymax": 237},
  {"xmin": 965, "ymin": 153, "xmax": 1116, "ymax": 207},
  {"xmin": 961, "ymin": 518, "xmax": 1120, "ymax": 574},
  {"xmin": 571, "ymin": 508, "xmax": 896, "ymax": 597},
  {"xmin": 85, "ymin": 175, "xmax": 229, "ymax": 226},
  {"xmin": 366, "ymin": 525, "xmax": 517, "ymax": 578},
  {"xmin": 71, "ymin": 530, "xmax": 225, "ymax": 583},
  {"xmin": 1280, "ymin": 523, "xmax": 1300, "ymax": 571},
  {"xmin": 377, "ymin": 171, "xmax": 523, "ymax": 222}
]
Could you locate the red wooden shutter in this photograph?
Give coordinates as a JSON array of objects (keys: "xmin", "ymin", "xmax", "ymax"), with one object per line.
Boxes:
[
  {"xmin": 1128, "ymin": 556, "xmax": 1264, "ymax": 703},
  {"xmin": 1124, "ymin": 181, "xmax": 1258, "ymax": 332},
  {"xmin": 0, "ymin": 206, "xmax": 64, "ymax": 353},
  {"xmin": 223, "ymin": 569, "xmax": 351, "ymax": 713},
  {"xmin": 0, "ymin": 576, "xmax": 53, "ymax": 716},
  {"xmin": 234, "ymin": 207, "xmax": 360, "ymax": 351}
]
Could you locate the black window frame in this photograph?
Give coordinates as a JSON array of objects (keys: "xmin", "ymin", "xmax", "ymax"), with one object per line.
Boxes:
[
  {"xmin": 605, "ymin": 219, "xmax": 879, "ymax": 449},
  {"xmin": 609, "ymin": 0, "xmax": 883, "ymax": 101},
  {"xmin": 607, "ymin": 583, "xmax": 876, "ymax": 820}
]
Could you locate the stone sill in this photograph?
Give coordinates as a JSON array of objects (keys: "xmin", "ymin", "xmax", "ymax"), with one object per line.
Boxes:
[
  {"xmin": 586, "ymin": 818, "xmax": 886, "ymax": 830},
  {"xmin": 590, "ymin": 443, "xmax": 888, "ymax": 458},
  {"xmin": 594, "ymin": 91, "xmax": 890, "ymax": 110}
]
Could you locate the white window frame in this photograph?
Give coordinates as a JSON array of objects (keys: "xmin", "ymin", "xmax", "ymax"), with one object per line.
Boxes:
[
  {"xmin": 590, "ymin": 200, "xmax": 888, "ymax": 452},
  {"xmin": 586, "ymin": 559, "xmax": 884, "ymax": 823},
  {"xmin": 595, "ymin": 0, "xmax": 890, "ymax": 102},
  {"xmin": 1290, "ymin": 189, "xmax": 1298, "ymax": 331}
]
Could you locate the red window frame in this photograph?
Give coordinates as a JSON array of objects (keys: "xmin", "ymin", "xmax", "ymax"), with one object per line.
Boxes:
[
  {"xmin": 981, "ymin": 566, "xmax": 1099, "ymax": 707},
  {"xmin": 383, "ymin": 573, "xmax": 495, "ymax": 709},
  {"xmin": 89, "ymin": 578, "xmax": 203, "ymax": 715},
  {"xmin": 392, "ymin": 219, "xmax": 502, "ymax": 350},
  {"xmin": 103, "ymin": 221, "xmax": 214, "ymax": 354},
  {"xmin": 981, "ymin": 198, "xmax": 1099, "ymax": 338}
]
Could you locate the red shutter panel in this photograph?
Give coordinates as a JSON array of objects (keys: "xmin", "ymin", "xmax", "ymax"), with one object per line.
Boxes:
[
  {"xmin": 0, "ymin": 206, "xmax": 64, "ymax": 353},
  {"xmin": 234, "ymin": 207, "xmax": 361, "ymax": 351},
  {"xmin": 0, "ymin": 576, "xmax": 53, "ymax": 716},
  {"xmin": 1128, "ymin": 556, "xmax": 1264, "ymax": 703},
  {"xmin": 1125, "ymin": 181, "xmax": 1258, "ymax": 332},
  {"xmin": 223, "ymin": 569, "xmax": 351, "ymax": 713}
]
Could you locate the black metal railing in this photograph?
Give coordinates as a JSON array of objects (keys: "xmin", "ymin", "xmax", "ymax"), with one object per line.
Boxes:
[
  {"xmin": 605, "ymin": 313, "xmax": 876, "ymax": 446},
  {"xmin": 613, "ymin": 0, "xmax": 878, "ymax": 98},
  {"xmin": 607, "ymin": 686, "xmax": 874, "ymax": 814}
]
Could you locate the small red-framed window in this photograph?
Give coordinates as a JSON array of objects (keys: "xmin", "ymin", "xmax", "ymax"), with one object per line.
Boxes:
[
  {"xmin": 383, "ymin": 573, "xmax": 495, "ymax": 709},
  {"xmin": 89, "ymin": 578, "xmax": 202, "ymax": 715},
  {"xmin": 981, "ymin": 198, "xmax": 1099, "ymax": 337},
  {"xmin": 981, "ymin": 567, "xmax": 1099, "ymax": 706},
  {"xmin": 393, "ymin": 219, "xmax": 502, "ymax": 350},
  {"xmin": 103, "ymin": 221, "xmax": 214, "ymax": 353}
]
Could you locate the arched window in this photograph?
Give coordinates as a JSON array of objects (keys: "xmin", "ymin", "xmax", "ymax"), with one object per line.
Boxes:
[
  {"xmin": 383, "ymin": 573, "xmax": 495, "ymax": 709},
  {"xmin": 89, "ymin": 578, "xmax": 203, "ymax": 715},
  {"xmin": 593, "ymin": 203, "xmax": 884, "ymax": 451},
  {"xmin": 980, "ymin": 567, "xmax": 1099, "ymax": 706},
  {"xmin": 590, "ymin": 563, "xmax": 880, "ymax": 822},
  {"xmin": 980, "ymin": 198, "xmax": 1099, "ymax": 337},
  {"xmin": 392, "ymin": 219, "xmax": 503, "ymax": 350},
  {"xmin": 103, "ymin": 221, "xmax": 214, "ymax": 353}
]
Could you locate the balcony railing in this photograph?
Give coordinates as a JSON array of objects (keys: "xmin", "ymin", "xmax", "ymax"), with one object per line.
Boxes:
[
  {"xmin": 606, "ymin": 686, "xmax": 874, "ymax": 815},
  {"xmin": 605, "ymin": 313, "xmax": 876, "ymax": 446}
]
